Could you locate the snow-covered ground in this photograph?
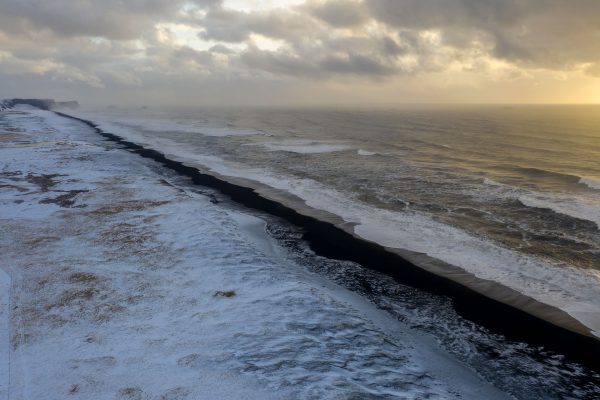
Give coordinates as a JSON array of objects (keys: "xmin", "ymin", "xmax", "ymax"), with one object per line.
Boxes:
[{"xmin": 0, "ymin": 107, "xmax": 511, "ymax": 399}]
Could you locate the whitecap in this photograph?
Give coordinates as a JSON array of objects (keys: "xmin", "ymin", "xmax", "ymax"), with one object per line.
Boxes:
[
  {"xmin": 579, "ymin": 177, "xmax": 600, "ymax": 191},
  {"xmin": 482, "ymin": 178, "xmax": 504, "ymax": 187},
  {"xmin": 518, "ymin": 194, "xmax": 600, "ymax": 229},
  {"xmin": 253, "ymin": 139, "xmax": 352, "ymax": 154},
  {"xmin": 358, "ymin": 149, "xmax": 377, "ymax": 156}
]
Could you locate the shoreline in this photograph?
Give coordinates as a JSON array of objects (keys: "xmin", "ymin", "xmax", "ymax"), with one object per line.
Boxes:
[
  {"xmin": 55, "ymin": 111, "xmax": 600, "ymax": 368},
  {"xmin": 1, "ymin": 106, "xmax": 519, "ymax": 399}
]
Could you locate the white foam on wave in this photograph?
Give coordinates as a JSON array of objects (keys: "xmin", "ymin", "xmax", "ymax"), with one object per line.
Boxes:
[
  {"xmin": 251, "ymin": 139, "xmax": 352, "ymax": 154},
  {"xmin": 358, "ymin": 149, "xmax": 377, "ymax": 156},
  {"xmin": 519, "ymin": 195, "xmax": 600, "ymax": 229},
  {"xmin": 580, "ymin": 177, "xmax": 600, "ymax": 191},
  {"xmin": 481, "ymin": 176, "xmax": 600, "ymax": 229},
  {"xmin": 482, "ymin": 178, "xmax": 504, "ymax": 187},
  {"xmin": 196, "ymin": 125, "xmax": 262, "ymax": 137}
]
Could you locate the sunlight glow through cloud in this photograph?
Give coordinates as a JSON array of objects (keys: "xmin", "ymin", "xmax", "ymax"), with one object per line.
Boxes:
[{"xmin": 223, "ymin": 0, "xmax": 306, "ymax": 12}]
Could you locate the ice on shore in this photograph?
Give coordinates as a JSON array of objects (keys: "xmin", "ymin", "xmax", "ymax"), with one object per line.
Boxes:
[{"xmin": 0, "ymin": 107, "xmax": 510, "ymax": 399}]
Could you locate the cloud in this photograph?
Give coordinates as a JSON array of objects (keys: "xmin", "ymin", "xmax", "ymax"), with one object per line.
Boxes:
[
  {"xmin": 365, "ymin": 0, "xmax": 525, "ymax": 30},
  {"xmin": 308, "ymin": 0, "xmax": 369, "ymax": 28},
  {"xmin": 365, "ymin": 0, "xmax": 600, "ymax": 69},
  {"xmin": 197, "ymin": 6, "xmax": 321, "ymax": 43},
  {"xmin": 209, "ymin": 44, "xmax": 235, "ymax": 54},
  {"xmin": 0, "ymin": 0, "xmax": 599, "ymax": 105},
  {"xmin": 0, "ymin": 0, "xmax": 220, "ymax": 40},
  {"xmin": 240, "ymin": 49, "xmax": 318, "ymax": 77},
  {"xmin": 585, "ymin": 63, "xmax": 600, "ymax": 78},
  {"xmin": 320, "ymin": 53, "xmax": 395, "ymax": 76}
]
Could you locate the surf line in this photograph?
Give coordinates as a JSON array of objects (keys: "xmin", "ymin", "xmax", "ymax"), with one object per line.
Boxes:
[{"xmin": 55, "ymin": 111, "xmax": 600, "ymax": 370}]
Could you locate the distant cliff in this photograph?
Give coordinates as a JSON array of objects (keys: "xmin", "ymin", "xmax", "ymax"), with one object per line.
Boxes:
[{"xmin": 0, "ymin": 98, "xmax": 79, "ymax": 111}]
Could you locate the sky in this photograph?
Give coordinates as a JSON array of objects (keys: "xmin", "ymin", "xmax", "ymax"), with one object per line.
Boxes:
[{"xmin": 1, "ymin": 0, "xmax": 599, "ymax": 106}]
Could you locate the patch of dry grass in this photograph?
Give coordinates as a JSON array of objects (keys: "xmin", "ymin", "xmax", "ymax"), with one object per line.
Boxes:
[
  {"xmin": 25, "ymin": 173, "xmax": 62, "ymax": 192},
  {"xmin": 39, "ymin": 189, "xmax": 88, "ymax": 207},
  {"xmin": 68, "ymin": 272, "xmax": 99, "ymax": 284},
  {"xmin": 59, "ymin": 287, "xmax": 98, "ymax": 305},
  {"xmin": 89, "ymin": 200, "xmax": 169, "ymax": 216}
]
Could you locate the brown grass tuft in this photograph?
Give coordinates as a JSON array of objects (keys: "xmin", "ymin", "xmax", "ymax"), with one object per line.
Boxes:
[
  {"xmin": 214, "ymin": 290, "xmax": 236, "ymax": 298},
  {"xmin": 68, "ymin": 272, "xmax": 99, "ymax": 284}
]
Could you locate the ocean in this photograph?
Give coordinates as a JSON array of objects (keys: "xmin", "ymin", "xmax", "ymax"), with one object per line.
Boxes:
[
  {"xmin": 68, "ymin": 104, "xmax": 600, "ymax": 396},
  {"xmin": 75, "ymin": 104, "xmax": 600, "ymax": 331}
]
